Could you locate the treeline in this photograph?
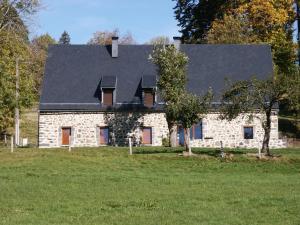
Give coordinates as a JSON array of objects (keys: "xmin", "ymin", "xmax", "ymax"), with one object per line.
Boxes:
[{"xmin": 174, "ymin": 0, "xmax": 296, "ymax": 74}]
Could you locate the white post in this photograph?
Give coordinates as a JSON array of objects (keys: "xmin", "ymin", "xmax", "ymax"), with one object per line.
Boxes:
[
  {"xmin": 4, "ymin": 134, "xmax": 7, "ymax": 145},
  {"xmin": 129, "ymin": 137, "xmax": 132, "ymax": 155},
  {"xmin": 11, "ymin": 136, "xmax": 14, "ymax": 153},
  {"xmin": 68, "ymin": 135, "xmax": 71, "ymax": 152},
  {"xmin": 258, "ymin": 148, "xmax": 261, "ymax": 159},
  {"xmin": 15, "ymin": 57, "xmax": 20, "ymax": 146}
]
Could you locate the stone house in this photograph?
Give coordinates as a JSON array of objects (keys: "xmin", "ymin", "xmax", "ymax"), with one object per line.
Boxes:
[{"xmin": 39, "ymin": 37, "xmax": 286, "ymax": 148}]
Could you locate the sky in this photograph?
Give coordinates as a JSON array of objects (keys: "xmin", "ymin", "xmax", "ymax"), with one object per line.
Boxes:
[{"xmin": 31, "ymin": 0, "xmax": 181, "ymax": 44}]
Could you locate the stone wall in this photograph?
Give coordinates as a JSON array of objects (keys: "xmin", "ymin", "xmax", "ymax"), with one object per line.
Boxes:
[
  {"xmin": 38, "ymin": 112, "xmax": 169, "ymax": 148},
  {"xmin": 39, "ymin": 111, "xmax": 286, "ymax": 148},
  {"xmin": 191, "ymin": 113, "xmax": 286, "ymax": 149}
]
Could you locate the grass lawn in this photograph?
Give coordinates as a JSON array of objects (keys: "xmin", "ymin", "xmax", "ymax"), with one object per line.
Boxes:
[{"xmin": 0, "ymin": 147, "xmax": 300, "ymax": 225}]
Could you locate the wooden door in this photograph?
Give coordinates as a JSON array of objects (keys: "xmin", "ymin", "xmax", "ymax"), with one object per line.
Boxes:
[
  {"xmin": 100, "ymin": 127, "xmax": 109, "ymax": 145},
  {"xmin": 142, "ymin": 127, "xmax": 152, "ymax": 145},
  {"xmin": 62, "ymin": 128, "xmax": 71, "ymax": 145}
]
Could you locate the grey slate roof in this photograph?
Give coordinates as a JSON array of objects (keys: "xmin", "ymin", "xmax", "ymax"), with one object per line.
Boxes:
[
  {"xmin": 142, "ymin": 75, "xmax": 156, "ymax": 88},
  {"xmin": 101, "ymin": 76, "xmax": 117, "ymax": 88},
  {"xmin": 40, "ymin": 44, "xmax": 273, "ymax": 111}
]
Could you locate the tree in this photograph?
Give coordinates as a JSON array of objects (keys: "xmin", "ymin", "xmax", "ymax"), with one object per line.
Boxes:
[
  {"xmin": 174, "ymin": 0, "xmax": 296, "ymax": 74},
  {"xmin": 0, "ymin": 0, "xmax": 37, "ymax": 135},
  {"xmin": 119, "ymin": 31, "xmax": 136, "ymax": 45},
  {"xmin": 59, "ymin": 31, "xmax": 70, "ymax": 44},
  {"xmin": 0, "ymin": 0, "xmax": 40, "ymax": 35},
  {"xmin": 87, "ymin": 29, "xmax": 136, "ymax": 45},
  {"xmin": 207, "ymin": 14, "xmax": 257, "ymax": 44},
  {"xmin": 296, "ymin": 0, "xmax": 300, "ymax": 65},
  {"xmin": 237, "ymin": 0, "xmax": 296, "ymax": 74},
  {"xmin": 177, "ymin": 91, "xmax": 212, "ymax": 155},
  {"xmin": 173, "ymin": 0, "xmax": 243, "ymax": 43},
  {"xmin": 0, "ymin": 31, "xmax": 35, "ymax": 135},
  {"xmin": 147, "ymin": 36, "xmax": 171, "ymax": 45},
  {"xmin": 206, "ymin": 0, "xmax": 296, "ymax": 74},
  {"xmin": 30, "ymin": 33, "xmax": 56, "ymax": 95},
  {"xmin": 220, "ymin": 73, "xmax": 297, "ymax": 156},
  {"xmin": 151, "ymin": 45, "xmax": 213, "ymax": 150},
  {"xmin": 150, "ymin": 45, "xmax": 188, "ymax": 147}
]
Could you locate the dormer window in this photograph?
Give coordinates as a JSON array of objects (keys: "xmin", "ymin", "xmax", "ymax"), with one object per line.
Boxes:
[
  {"xmin": 103, "ymin": 89, "xmax": 114, "ymax": 106},
  {"xmin": 142, "ymin": 75, "xmax": 156, "ymax": 108},
  {"xmin": 101, "ymin": 76, "xmax": 116, "ymax": 106},
  {"xmin": 144, "ymin": 89, "xmax": 155, "ymax": 107}
]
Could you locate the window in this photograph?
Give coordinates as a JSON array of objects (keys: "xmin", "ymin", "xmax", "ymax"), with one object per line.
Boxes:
[
  {"xmin": 178, "ymin": 121, "xmax": 203, "ymax": 146},
  {"xmin": 103, "ymin": 89, "xmax": 113, "ymax": 106},
  {"xmin": 189, "ymin": 121, "xmax": 203, "ymax": 140},
  {"xmin": 244, "ymin": 126, "xmax": 254, "ymax": 139},
  {"xmin": 193, "ymin": 122, "xmax": 203, "ymax": 139},
  {"xmin": 144, "ymin": 89, "xmax": 155, "ymax": 107},
  {"xmin": 142, "ymin": 127, "xmax": 152, "ymax": 145},
  {"xmin": 62, "ymin": 127, "xmax": 71, "ymax": 145},
  {"xmin": 100, "ymin": 127, "xmax": 109, "ymax": 145}
]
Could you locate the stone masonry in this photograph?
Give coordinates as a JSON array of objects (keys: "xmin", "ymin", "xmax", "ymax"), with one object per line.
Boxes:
[
  {"xmin": 39, "ymin": 111, "xmax": 286, "ymax": 149},
  {"xmin": 39, "ymin": 112, "xmax": 169, "ymax": 148},
  {"xmin": 191, "ymin": 113, "xmax": 286, "ymax": 149}
]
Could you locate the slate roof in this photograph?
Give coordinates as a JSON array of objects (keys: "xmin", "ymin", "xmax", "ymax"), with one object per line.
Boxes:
[
  {"xmin": 40, "ymin": 44, "xmax": 273, "ymax": 111},
  {"xmin": 142, "ymin": 75, "xmax": 156, "ymax": 88},
  {"xmin": 101, "ymin": 76, "xmax": 117, "ymax": 88}
]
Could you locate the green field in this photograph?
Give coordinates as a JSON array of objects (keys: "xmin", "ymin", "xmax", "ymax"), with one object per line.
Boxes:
[{"xmin": 0, "ymin": 147, "xmax": 300, "ymax": 225}]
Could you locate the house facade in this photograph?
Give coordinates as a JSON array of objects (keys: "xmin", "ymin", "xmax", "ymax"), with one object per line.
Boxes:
[{"xmin": 39, "ymin": 37, "xmax": 286, "ymax": 149}]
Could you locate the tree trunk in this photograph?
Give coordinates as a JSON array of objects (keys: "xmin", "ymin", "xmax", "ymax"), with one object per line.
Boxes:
[
  {"xmin": 184, "ymin": 128, "xmax": 191, "ymax": 155},
  {"xmin": 261, "ymin": 110, "xmax": 271, "ymax": 156},
  {"xmin": 169, "ymin": 123, "xmax": 177, "ymax": 147}
]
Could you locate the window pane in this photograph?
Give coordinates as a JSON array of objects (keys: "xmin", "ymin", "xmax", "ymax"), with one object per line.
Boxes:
[
  {"xmin": 194, "ymin": 122, "xmax": 203, "ymax": 139},
  {"xmin": 244, "ymin": 127, "xmax": 253, "ymax": 139}
]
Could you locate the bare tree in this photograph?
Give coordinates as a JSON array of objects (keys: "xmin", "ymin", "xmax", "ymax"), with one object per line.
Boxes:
[
  {"xmin": 0, "ymin": 0, "xmax": 40, "ymax": 33},
  {"xmin": 147, "ymin": 36, "xmax": 172, "ymax": 45},
  {"xmin": 87, "ymin": 29, "xmax": 136, "ymax": 45}
]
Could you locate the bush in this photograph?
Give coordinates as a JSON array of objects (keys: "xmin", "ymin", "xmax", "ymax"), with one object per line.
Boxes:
[{"xmin": 162, "ymin": 137, "xmax": 170, "ymax": 147}]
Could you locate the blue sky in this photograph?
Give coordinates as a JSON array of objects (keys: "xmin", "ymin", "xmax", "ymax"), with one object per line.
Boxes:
[{"xmin": 32, "ymin": 0, "xmax": 180, "ymax": 44}]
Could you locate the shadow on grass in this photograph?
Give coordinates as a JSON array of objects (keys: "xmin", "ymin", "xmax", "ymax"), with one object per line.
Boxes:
[
  {"xmin": 133, "ymin": 147, "xmax": 247, "ymax": 157},
  {"xmin": 133, "ymin": 147, "xmax": 183, "ymax": 155}
]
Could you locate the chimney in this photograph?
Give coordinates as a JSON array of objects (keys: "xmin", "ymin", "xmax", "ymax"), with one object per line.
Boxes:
[
  {"xmin": 112, "ymin": 36, "xmax": 119, "ymax": 58},
  {"xmin": 173, "ymin": 36, "xmax": 181, "ymax": 51}
]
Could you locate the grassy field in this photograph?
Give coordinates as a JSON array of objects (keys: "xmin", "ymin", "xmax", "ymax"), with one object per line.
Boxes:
[
  {"xmin": 0, "ymin": 147, "xmax": 299, "ymax": 225},
  {"xmin": 20, "ymin": 107, "xmax": 38, "ymax": 146}
]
